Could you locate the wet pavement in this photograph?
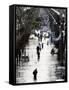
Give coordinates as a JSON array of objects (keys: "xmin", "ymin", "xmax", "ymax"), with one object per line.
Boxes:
[{"xmin": 16, "ymin": 35, "xmax": 65, "ymax": 83}]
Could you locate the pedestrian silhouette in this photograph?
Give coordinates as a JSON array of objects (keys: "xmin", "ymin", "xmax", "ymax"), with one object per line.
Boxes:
[
  {"xmin": 42, "ymin": 43, "xmax": 43, "ymax": 49},
  {"xmin": 33, "ymin": 68, "xmax": 38, "ymax": 81},
  {"xmin": 51, "ymin": 48, "xmax": 54, "ymax": 55},
  {"xmin": 47, "ymin": 41, "xmax": 48, "ymax": 45},
  {"xmin": 36, "ymin": 45, "xmax": 40, "ymax": 60}
]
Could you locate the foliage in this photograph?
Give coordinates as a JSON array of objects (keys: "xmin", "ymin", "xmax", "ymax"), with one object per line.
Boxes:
[{"xmin": 16, "ymin": 7, "xmax": 41, "ymax": 36}]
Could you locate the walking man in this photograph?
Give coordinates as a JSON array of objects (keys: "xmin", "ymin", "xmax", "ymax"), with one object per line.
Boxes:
[
  {"xmin": 33, "ymin": 68, "xmax": 38, "ymax": 81},
  {"xmin": 36, "ymin": 45, "xmax": 40, "ymax": 60}
]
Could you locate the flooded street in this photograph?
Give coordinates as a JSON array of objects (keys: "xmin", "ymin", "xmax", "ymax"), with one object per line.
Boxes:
[
  {"xmin": 16, "ymin": 35, "xmax": 64, "ymax": 83},
  {"xmin": 15, "ymin": 7, "xmax": 66, "ymax": 84}
]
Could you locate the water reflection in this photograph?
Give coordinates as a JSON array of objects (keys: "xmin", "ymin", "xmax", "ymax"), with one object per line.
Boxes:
[{"xmin": 16, "ymin": 34, "xmax": 65, "ymax": 83}]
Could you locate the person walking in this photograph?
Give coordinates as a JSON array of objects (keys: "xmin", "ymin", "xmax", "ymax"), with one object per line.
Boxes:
[
  {"xmin": 36, "ymin": 45, "xmax": 40, "ymax": 60},
  {"xmin": 33, "ymin": 68, "xmax": 38, "ymax": 81},
  {"xmin": 42, "ymin": 43, "xmax": 43, "ymax": 49}
]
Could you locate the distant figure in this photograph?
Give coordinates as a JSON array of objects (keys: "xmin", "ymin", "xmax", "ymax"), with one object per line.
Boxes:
[
  {"xmin": 33, "ymin": 68, "xmax": 38, "ymax": 80},
  {"xmin": 47, "ymin": 41, "xmax": 49, "ymax": 45},
  {"xmin": 38, "ymin": 33, "xmax": 40, "ymax": 41},
  {"xmin": 36, "ymin": 45, "xmax": 40, "ymax": 59},
  {"xmin": 51, "ymin": 48, "xmax": 54, "ymax": 55},
  {"xmin": 42, "ymin": 43, "xmax": 43, "ymax": 49}
]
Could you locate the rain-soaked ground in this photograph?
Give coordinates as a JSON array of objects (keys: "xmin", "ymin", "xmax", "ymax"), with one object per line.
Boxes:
[{"xmin": 16, "ymin": 35, "xmax": 65, "ymax": 83}]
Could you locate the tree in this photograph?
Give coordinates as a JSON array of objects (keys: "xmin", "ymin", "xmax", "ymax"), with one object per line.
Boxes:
[{"xmin": 16, "ymin": 6, "xmax": 41, "ymax": 49}]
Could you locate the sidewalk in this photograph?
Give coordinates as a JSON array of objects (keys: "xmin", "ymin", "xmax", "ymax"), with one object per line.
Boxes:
[{"xmin": 16, "ymin": 36, "xmax": 65, "ymax": 83}]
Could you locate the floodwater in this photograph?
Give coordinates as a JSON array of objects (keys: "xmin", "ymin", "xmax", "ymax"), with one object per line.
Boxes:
[{"xmin": 16, "ymin": 34, "xmax": 65, "ymax": 83}]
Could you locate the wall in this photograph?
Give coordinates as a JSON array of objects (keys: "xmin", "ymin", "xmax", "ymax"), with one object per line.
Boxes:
[{"xmin": 0, "ymin": 0, "xmax": 69, "ymax": 89}]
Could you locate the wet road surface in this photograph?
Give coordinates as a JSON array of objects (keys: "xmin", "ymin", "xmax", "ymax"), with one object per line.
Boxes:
[{"xmin": 16, "ymin": 35, "xmax": 65, "ymax": 83}]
